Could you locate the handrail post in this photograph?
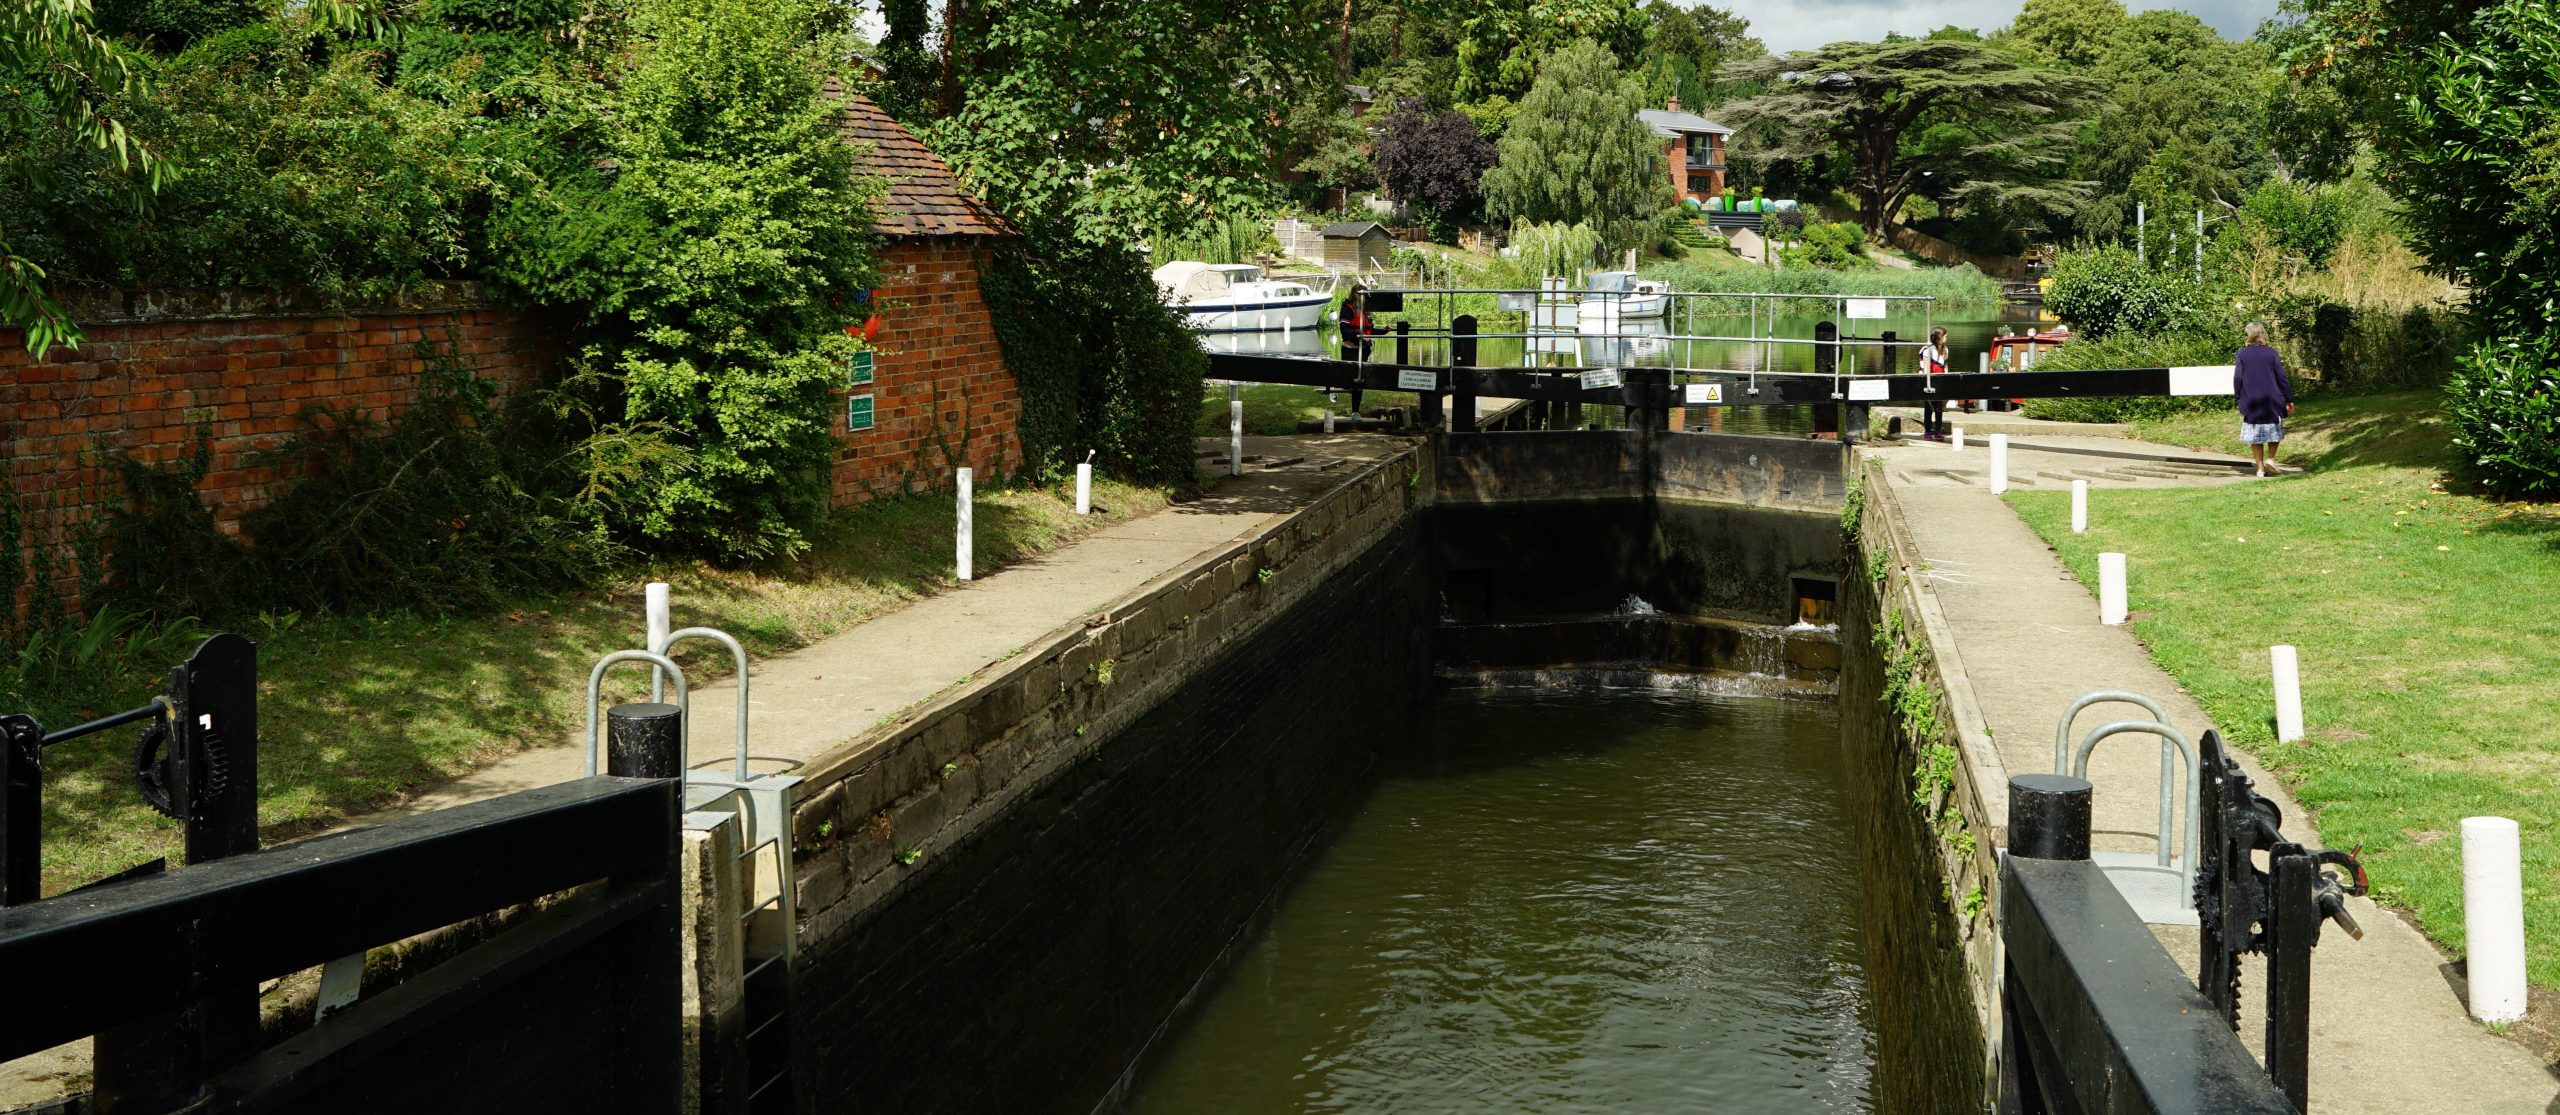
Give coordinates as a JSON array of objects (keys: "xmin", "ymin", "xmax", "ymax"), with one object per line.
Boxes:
[{"xmin": 2010, "ymin": 772, "xmax": 2093, "ymax": 862}]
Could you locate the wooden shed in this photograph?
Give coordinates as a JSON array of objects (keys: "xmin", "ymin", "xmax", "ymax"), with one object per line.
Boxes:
[{"xmin": 1320, "ymin": 221, "xmax": 1393, "ymax": 272}]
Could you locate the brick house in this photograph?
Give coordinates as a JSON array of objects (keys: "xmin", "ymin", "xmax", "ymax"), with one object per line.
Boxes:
[
  {"xmin": 828, "ymin": 85, "xmax": 1022, "ymax": 505},
  {"xmin": 1638, "ymin": 98, "xmax": 1732, "ymax": 205}
]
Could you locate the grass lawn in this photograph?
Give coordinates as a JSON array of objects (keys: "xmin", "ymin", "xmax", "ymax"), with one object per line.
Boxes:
[
  {"xmin": 2006, "ymin": 389, "xmax": 2560, "ymax": 984},
  {"xmin": 1199, "ymin": 384, "xmax": 1417, "ymax": 437},
  {"xmin": 6, "ymin": 478, "xmax": 1166, "ymax": 894}
]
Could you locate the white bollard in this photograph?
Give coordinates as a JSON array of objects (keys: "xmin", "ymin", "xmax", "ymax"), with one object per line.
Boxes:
[
  {"xmin": 2462, "ymin": 816, "xmax": 2528, "ymax": 1023},
  {"xmin": 1988, "ymin": 433, "xmax": 2010, "ymax": 494},
  {"xmin": 2071, "ymin": 479, "xmax": 2089, "ymax": 534},
  {"xmin": 1979, "ymin": 351, "xmax": 1989, "ymax": 375},
  {"xmin": 644, "ymin": 581, "xmax": 671, "ymax": 701},
  {"xmin": 1074, "ymin": 461, "xmax": 1093, "ymax": 516},
  {"xmin": 1229, "ymin": 396, "xmax": 1244, "ymax": 478},
  {"xmin": 1323, "ymin": 410, "xmax": 1335, "ymax": 434},
  {"xmin": 2098, "ymin": 552, "xmax": 2128, "ymax": 626},
  {"xmin": 2271, "ymin": 645, "xmax": 2305, "ymax": 743},
  {"xmin": 1952, "ymin": 426, "xmax": 1964, "ymax": 452},
  {"xmin": 956, "ymin": 468, "xmax": 974, "ymax": 581}
]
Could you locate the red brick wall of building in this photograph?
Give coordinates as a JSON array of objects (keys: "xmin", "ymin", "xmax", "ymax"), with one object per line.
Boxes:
[
  {"xmin": 3, "ymin": 301, "xmax": 557, "ymax": 616},
  {"xmin": 830, "ymin": 235, "xmax": 1021, "ymax": 503}
]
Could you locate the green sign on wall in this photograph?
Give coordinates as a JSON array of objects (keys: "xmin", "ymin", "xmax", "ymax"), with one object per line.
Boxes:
[
  {"xmin": 846, "ymin": 393, "xmax": 874, "ymax": 431},
  {"xmin": 847, "ymin": 349, "xmax": 874, "ymax": 386}
]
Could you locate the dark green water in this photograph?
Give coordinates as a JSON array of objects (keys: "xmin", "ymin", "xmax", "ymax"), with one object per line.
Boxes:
[{"xmin": 1117, "ymin": 686, "xmax": 1875, "ymax": 1114}]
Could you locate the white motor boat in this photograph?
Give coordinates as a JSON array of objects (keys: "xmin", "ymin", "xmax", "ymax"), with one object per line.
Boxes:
[
  {"xmin": 1154, "ymin": 262, "xmax": 1335, "ymax": 333},
  {"xmin": 1577, "ymin": 271, "xmax": 1670, "ymax": 322}
]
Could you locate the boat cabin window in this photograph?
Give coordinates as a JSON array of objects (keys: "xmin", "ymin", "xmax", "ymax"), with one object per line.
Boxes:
[{"xmin": 1586, "ymin": 271, "xmax": 1634, "ymax": 295}]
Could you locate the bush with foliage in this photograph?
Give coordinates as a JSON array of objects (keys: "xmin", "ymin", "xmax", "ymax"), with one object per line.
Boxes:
[
  {"xmin": 981, "ymin": 226, "xmax": 1205, "ymax": 487},
  {"xmin": 2444, "ymin": 340, "xmax": 2560, "ymax": 498},
  {"xmin": 2236, "ymin": 179, "xmax": 2351, "ymax": 268},
  {"xmin": 486, "ymin": 0, "xmax": 879, "ymax": 562},
  {"xmin": 2043, "ymin": 244, "xmax": 2201, "ymax": 339},
  {"xmin": 1794, "ymin": 221, "xmax": 1865, "ymax": 267}
]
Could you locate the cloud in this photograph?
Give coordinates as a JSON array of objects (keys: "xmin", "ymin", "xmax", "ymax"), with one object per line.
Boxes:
[{"xmin": 1737, "ymin": 0, "xmax": 2280, "ymax": 55}]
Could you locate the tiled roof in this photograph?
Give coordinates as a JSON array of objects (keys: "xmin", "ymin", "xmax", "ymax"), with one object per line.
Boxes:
[
  {"xmin": 1638, "ymin": 108, "xmax": 1733, "ymax": 137},
  {"xmin": 1321, "ymin": 221, "xmax": 1387, "ymax": 238},
  {"xmin": 826, "ymin": 79, "xmax": 1012, "ymax": 239}
]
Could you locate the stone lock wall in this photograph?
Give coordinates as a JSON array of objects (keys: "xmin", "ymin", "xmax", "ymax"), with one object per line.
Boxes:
[
  {"xmin": 830, "ymin": 236, "xmax": 1021, "ymax": 503},
  {"xmin": 1, "ymin": 292, "xmax": 557, "ymax": 617},
  {"xmin": 784, "ymin": 446, "xmax": 1429, "ymax": 1114}
]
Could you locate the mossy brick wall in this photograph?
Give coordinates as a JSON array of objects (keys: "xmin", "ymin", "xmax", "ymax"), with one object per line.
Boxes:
[
  {"xmin": 1, "ymin": 296, "xmax": 557, "ymax": 616},
  {"xmin": 785, "ymin": 446, "xmax": 1428, "ymax": 1114},
  {"xmin": 831, "ymin": 236, "xmax": 1021, "ymax": 503}
]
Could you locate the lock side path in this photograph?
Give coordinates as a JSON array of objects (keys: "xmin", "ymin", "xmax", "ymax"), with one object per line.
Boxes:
[{"xmin": 1871, "ymin": 436, "xmax": 2557, "ymax": 1113}]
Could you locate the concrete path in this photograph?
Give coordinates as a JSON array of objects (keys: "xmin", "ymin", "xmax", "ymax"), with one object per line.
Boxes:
[
  {"xmin": 367, "ymin": 434, "xmax": 1403, "ymax": 822},
  {"xmin": 1872, "ymin": 406, "xmax": 2130, "ymax": 439},
  {"xmin": 1872, "ymin": 437, "xmax": 2559, "ymax": 1113}
]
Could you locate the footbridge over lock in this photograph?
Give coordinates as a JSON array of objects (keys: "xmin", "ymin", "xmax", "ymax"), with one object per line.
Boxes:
[{"xmin": 1201, "ymin": 284, "xmax": 2238, "ymax": 435}]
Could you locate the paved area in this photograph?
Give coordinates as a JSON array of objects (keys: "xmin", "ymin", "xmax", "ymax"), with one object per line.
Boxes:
[
  {"xmin": 366, "ymin": 434, "xmax": 1404, "ymax": 821},
  {"xmin": 1873, "ymin": 405, "xmax": 2130, "ymax": 439},
  {"xmin": 1873, "ymin": 437, "xmax": 2560, "ymax": 1112}
]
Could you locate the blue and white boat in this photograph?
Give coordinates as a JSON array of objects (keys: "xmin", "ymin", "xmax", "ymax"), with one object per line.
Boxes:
[{"xmin": 1153, "ymin": 262, "xmax": 1334, "ymax": 333}]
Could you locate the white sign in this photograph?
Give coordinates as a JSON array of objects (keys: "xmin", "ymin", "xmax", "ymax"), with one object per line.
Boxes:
[
  {"xmin": 2168, "ymin": 365, "xmax": 2235, "ymax": 396},
  {"xmin": 1845, "ymin": 298, "xmax": 1890, "ymax": 320},
  {"xmin": 1582, "ymin": 369, "xmax": 1625, "ymax": 390},
  {"xmin": 1396, "ymin": 369, "xmax": 1439, "ymax": 391},
  {"xmin": 1683, "ymin": 383, "xmax": 1724, "ymax": 405},
  {"xmin": 1846, "ymin": 378, "xmax": 1891, "ymax": 401}
]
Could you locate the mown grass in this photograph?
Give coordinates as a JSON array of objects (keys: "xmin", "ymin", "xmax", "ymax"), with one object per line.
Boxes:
[
  {"xmin": 5, "ymin": 478, "xmax": 1167, "ymax": 893},
  {"xmin": 2005, "ymin": 390, "xmax": 2560, "ymax": 983},
  {"xmin": 1199, "ymin": 384, "xmax": 1417, "ymax": 437}
]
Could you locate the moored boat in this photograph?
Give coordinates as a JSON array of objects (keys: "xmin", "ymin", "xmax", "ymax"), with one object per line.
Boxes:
[
  {"xmin": 1153, "ymin": 262, "xmax": 1334, "ymax": 333},
  {"xmin": 1577, "ymin": 271, "xmax": 1670, "ymax": 322}
]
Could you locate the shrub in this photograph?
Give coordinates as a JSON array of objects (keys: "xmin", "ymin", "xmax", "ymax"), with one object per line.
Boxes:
[
  {"xmin": 2443, "ymin": 338, "xmax": 2560, "ymax": 497},
  {"xmin": 486, "ymin": 0, "xmax": 879, "ymax": 562},
  {"xmin": 1797, "ymin": 220, "xmax": 1866, "ymax": 267},
  {"xmin": 2044, "ymin": 244, "xmax": 2202, "ymax": 339},
  {"xmin": 982, "ymin": 225, "xmax": 1206, "ymax": 488}
]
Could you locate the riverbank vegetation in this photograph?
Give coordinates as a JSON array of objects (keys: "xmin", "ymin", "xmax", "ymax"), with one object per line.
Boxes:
[
  {"xmin": 2008, "ymin": 390, "xmax": 2560, "ymax": 983},
  {"xmin": 3, "ymin": 478, "xmax": 1165, "ymax": 890}
]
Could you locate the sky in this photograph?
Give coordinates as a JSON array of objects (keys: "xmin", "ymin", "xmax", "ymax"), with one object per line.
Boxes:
[{"xmin": 1737, "ymin": 0, "xmax": 2281, "ymax": 54}]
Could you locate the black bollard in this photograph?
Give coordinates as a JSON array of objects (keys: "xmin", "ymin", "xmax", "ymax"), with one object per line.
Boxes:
[
  {"xmin": 1451, "ymin": 315, "xmax": 1478, "ymax": 433},
  {"xmin": 2008, "ymin": 773, "xmax": 2093, "ymax": 861},
  {"xmin": 607, "ymin": 702, "xmax": 685, "ymax": 779}
]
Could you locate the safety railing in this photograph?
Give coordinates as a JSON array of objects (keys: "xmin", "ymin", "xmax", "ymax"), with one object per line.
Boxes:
[{"xmin": 2052, "ymin": 689, "xmax": 2196, "ymax": 925}]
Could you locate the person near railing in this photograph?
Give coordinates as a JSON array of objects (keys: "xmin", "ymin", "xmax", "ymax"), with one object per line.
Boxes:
[
  {"xmin": 1337, "ymin": 282, "xmax": 1372, "ymax": 416},
  {"xmin": 1918, "ymin": 326, "xmax": 1951, "ymax": 441}
]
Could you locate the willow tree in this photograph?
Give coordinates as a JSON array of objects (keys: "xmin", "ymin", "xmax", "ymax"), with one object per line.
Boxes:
[
  {"xmin": 1718, "ymin": 38, "xmax": 2098, "ymax": 238},
  {"xmin": 1480, "ymin": 38, "xmax": 1672, "ymax": 260}
]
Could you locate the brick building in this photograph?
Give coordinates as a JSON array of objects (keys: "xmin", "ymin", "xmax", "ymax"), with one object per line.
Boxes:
[
  {"xmin": 828, "ymin": 86, "xmax": 1022, "ymax": 505},
  {"xmin": 1638, "ymin": 98, "xmax": 1733, "ymax": 205}
]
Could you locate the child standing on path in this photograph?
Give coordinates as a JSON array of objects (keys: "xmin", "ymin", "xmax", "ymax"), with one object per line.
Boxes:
[
  {"xmin": 1917, "ymin": 326, "xmax": 1950, "ymax": 441},
  {"xmin": 2234, "ymin": 321, "xmax": 2293, "ymax": 477}
]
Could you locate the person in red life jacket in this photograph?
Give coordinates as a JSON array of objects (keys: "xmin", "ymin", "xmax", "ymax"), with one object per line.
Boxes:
[
  {"xmin": 1917, "ymin": 326, "xmax": 1951, "ymax": 441},
  {"xmin": 1338, "ymin": 282, "xmax": 1372, "ymax": 415}
]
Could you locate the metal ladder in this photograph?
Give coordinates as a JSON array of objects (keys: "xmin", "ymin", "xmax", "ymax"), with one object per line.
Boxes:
[{"xmin": 588, "ymin": 625, "xmax": 803, "ymax": 1113}]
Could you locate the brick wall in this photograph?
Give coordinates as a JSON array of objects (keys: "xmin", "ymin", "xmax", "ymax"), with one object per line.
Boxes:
[
  {"xmin": 2, "ymin": 299, "xmax": 557, "ymax": 616},
  {"xmin": 831, "ymin": 236, "xmax": 1021, "ymax": 503}
]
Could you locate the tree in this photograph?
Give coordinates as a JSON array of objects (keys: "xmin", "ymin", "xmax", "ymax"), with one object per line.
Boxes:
[
  {"xmin": 1452, "ymin": 0, "xmax": 1642, "ymax": 105},
  {"xmin": 1631, "ymin": 0, "xmax": 1760, "ymax": 111},
  {"xmin": 1, "ymin": 0, "xmax": 161, "ymax": 353},
  {"xmin": 2007, "ymin": 0, "xmax": 2125, "ymax": 69},
  {"xmin": 1718, "ymin": 38, "xmax": 2099, "ymax": 237},
  {"xmin": 1481, "ymin": 38, "xmax": 1670, "ymax": 258},
  {"xmin": 1373, "ymin": 97, "xmax": 1494, "ymax": 222},
  {"xmin": 925, "ymin": 0, "xmax": 1326, "ymax": 244},
  {"xmin": 875, "ymin": 0, "xmax": 934, "ymax": 122},
  {"xmin": 1287, "ymin": 94, "xmax": 1374, "ymax": 198},
  {"xmin": 2072, "ymin": 9, "xmax": 2271, "ymax": 237}
]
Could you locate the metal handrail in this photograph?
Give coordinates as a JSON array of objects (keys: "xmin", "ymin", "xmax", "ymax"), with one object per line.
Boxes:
[
  {"xmin": 2053, "ymin": 690, "xmax": 2172, "ymax": 774},
  {"xmin": 664, "ymin": 627, "xmax": 751, "ymax": 780},
  {"xmin": 585, "ymin": 650, "xmax": 689, "ymax": 777},
  {"xmin": 2070, "ymin": 719, "xmax": 2200, "ymax": 889}
]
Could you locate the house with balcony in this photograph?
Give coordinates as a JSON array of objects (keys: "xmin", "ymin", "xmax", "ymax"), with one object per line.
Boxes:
[{"xmin": 1637, "ymin": 97, "xmax": 1731, "ymax": 204}]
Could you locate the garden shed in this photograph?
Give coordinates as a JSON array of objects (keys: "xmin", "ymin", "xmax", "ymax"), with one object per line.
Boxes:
[{"xmin": 1320, "ymin": 221, "xmax": 1393, "ymax": 272}]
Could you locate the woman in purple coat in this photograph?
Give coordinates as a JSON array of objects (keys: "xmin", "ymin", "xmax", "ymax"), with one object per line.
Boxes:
[{"xmin": 2234, "ymin": 321, "xmax": 2294, "ymax": 477}]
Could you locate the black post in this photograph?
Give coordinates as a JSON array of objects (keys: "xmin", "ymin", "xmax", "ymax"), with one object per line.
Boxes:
[
  {"xmin": 1451, "ymin": 315, "xmax": 1478, "ymax": 433},
  {"xmin": 607, "ymin": 703, "xmax": 686, "ymax": 779},
  {"xmin": 2265, "ymin": 845, "xmax": 2316, "ymax": 1112},
  {"xmin": 2008, "ymin": 773, "xmax": 2093, "ymax": 860},
  {"xmin": 0, "ymin": 715, "xmax": 38, "ymax": 907},
  {"xmin": 1812, "ymin": 320, "xmax": 1841, "ymax": 439}
]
